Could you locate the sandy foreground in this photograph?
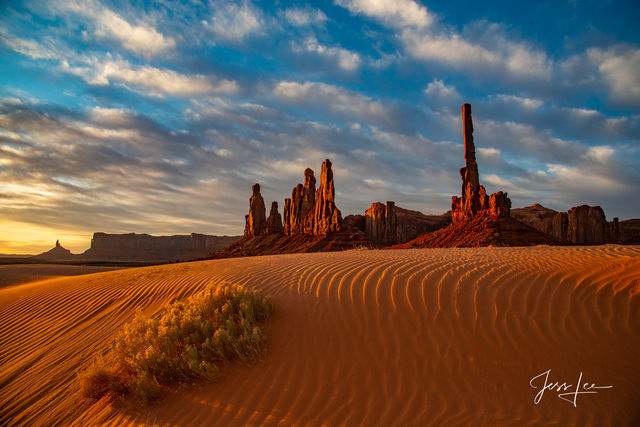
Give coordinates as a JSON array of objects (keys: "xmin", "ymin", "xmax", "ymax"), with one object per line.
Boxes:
[{"xmin": 0, "ymin": 246, "xmax": 638, "ymax": 426}]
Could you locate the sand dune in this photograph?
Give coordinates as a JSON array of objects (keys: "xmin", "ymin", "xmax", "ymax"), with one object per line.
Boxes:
[{"xmin": 1, "ymin": 246, "xmax": 639, "ymax": 426}]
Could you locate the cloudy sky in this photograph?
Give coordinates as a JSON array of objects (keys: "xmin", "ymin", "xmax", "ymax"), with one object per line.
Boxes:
[{"xmin": 1, "ymin": 0, "xmax": 639, "ymax": 253}]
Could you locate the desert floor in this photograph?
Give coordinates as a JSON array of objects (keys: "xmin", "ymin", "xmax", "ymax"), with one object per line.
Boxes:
[
  {"xmin": 0, "ymin": 264, "xmax": 126, "ymax": 289},
  {"xmin": 1, "ymin": 246, "xmax": 639, "ymax": 426}
]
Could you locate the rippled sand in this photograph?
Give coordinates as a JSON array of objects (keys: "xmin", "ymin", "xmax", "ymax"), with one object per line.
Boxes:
[{"xmin": 1, "ymin": 246, "xmax": 639, "ymax": 426}]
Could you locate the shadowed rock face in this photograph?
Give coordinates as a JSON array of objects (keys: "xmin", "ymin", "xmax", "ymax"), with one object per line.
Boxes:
[
  {"xmin": 451, "ymin": 104, "xmax": 511, "ymax": 223},
  {"xmin": 365, "ymin": 202, "xmax": 396, "ymax": 246},
  {"xmin": 363, "ymin": 202, "xmax": 452, "ymax": 245},
  {"xmin": 244, "ymin": 184, "xmax": 267, "ymax": 238},
  {"xmin": 512, "ymin": 204, "xmax": 619, "ymax": 244},
  {"xmin": 266, "ymin": 201, "xmax": 284, "ymax": 235},
  {"xmin": 75, "ymin": 233, "xmax": 240, "ymax": 261},
  {"xmin": 283, "ymin": 159, "xmax": 342, "ymax": 235}
]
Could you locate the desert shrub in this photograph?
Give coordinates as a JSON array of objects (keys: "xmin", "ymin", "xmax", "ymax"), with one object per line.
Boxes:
[{"xmin": 79, "ymin": 282, "xmax": 272, "ymax": 404}]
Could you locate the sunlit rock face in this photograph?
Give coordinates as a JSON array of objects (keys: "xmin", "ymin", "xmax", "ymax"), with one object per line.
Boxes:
[
  {"xmin": 283, "ymin": 159, "xmax": 342, "ymax": 236},
  {"xmin": 451, "ymin": 104, "xmax": 511, "ymax": 223},
  {"xmin": 244, "ymin": 183, "xmax": 267, "ymax": 238}
]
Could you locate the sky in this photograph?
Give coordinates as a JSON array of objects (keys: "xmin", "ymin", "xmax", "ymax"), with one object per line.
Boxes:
[{"xmin": 1, "ymin": 0, "xmax": 639, "ymax": 254}]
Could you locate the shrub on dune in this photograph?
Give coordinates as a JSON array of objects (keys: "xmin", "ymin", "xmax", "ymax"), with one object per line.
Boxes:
[{"xmin": 79, "ymin": 283, "xmax": 272, "ymax": 404}]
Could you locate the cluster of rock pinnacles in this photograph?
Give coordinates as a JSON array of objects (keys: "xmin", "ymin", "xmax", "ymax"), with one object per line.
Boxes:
[
  {"xmin": 244, "ymin": 104, "xmax": 620, "ymax": 245},
  {"xmin": 244, "ymin": 159, "xmax": 342, "ymax": 238}
]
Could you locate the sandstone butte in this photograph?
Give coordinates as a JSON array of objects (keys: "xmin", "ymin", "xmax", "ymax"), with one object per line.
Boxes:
[
  {"xmin": 210, "ymin": 159, "xmax": 371, "ymax": 258},
  {"xmin": 212, "ymin": 102, "xmax": 638, "ymax": 257}
]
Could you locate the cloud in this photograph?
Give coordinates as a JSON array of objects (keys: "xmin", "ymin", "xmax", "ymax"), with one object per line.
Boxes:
[
  {"xmin": 55, "ymin": 0, "xmax": 175, "ymax": 57},
  {"xmin": 493, "ymin": 94, "xmax": 543, "ymax": 109},
  {"xmin": 273, "ymin": 81, "xmax": 387, "ymax": 123},
  {"xmin": 587, "ymin": 46, "xmax": 640, "ymax": 105},
  {"xmin": 0, "ymin": 30, "xmax": 61, "ymax": 60},
  {"xmin": 336, "ymin": 2, "xmax": 551, "ymax": 80},
  {"xmin": 207, "ymin": 0, "xmax": 264, "ymax": 41},
  {"xmin": 2, "ymin": 31, "xmax": 237, "ymax": 98},
  {"xmin": 425, "ymin": 79, "xmax": 460, "ymax": 100},
  {"xmin": 402, "ymin": 28, "xmax": 551, "ymax": 79},
  {"xmin": 292, "ymin": 37, "xmax": 361, "ymax": 71},
  {"xmin": 284, "ymin": 7, "xmax": 327, "ymax": 27},
  {"xmin": 336, "ymin": 0, "xmax": 434, "ymax": 29},
  {"xmin": 62, "ymin": 57, "xmax": 238, "ymax": 97}
]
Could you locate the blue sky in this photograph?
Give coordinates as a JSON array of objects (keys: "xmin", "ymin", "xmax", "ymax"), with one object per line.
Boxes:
[{"xmin": 1, "ymin": 0, "xmax": 639, "ymax": 253}]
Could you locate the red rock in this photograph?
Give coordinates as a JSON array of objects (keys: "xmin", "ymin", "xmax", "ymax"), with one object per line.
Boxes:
[
  {"xmin": 281, "ymin": 159, "xmax": 344, "ymax": 236},
  {"xmin": 511, "ymin": 204, "xmax": 619, "ymax": 245},
  {"xmin": 365, "ymin": 202, "xmax": 395, "ymax": 245},
  {"xmin": 244, "ymin": 183, "xmax": 267, "ymax": 238},
  {"xmin": 284, "ymin": 168, "xmax": 317, "ymax": 234},
  {"xmin": 452, "ymin": 104, "xmax": 510, "ymax": 223},
  {"xmin": 313, "ymin": 159, "xmax": 342, "ymax": 234},
  {"xmin": 364, "ymin": 202, "xmax": 451, "ymax": 245},
  {"xmin": 266, "ymin": 201, "xmax": 284, "ymax": 234},
  {"xmin": 489, "ymin": 191, "xmax": 511, "ymax": 218}
]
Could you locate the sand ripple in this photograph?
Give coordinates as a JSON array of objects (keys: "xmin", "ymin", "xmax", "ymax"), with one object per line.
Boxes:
[{"xmin": 1, "ymin": 246, "xmax": 639, "ymax": 425}]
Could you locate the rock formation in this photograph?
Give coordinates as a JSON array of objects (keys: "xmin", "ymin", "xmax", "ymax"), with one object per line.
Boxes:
[
  {"xmin": 32, "ymin": 240, "xmax": 75, "ymax": 260},
  {"xmin": 365, "ymin": 202, "xmax": 397, "ymax": 246},
  {"xmin": 451, "ymin": 104, "xmax": 511, "ymax": 222},
  {"xmin": 511, "ymin": 204, "xmax": 620, "ymax": 245},
  {"xmin": 266, "ymin": 201, "xmax": 284, "ymax": 235},
  {"xmin": 362, "ymin": 202, "xmax": 452, "ymax": 245},
  {"xmin": 283, "ymin": 159, "xmax": 342, "ymax": 235},
  {"xmin": 284, "ymin": 168, "xmax": 316, "ymax": 235},
  {"xmin": 619, "ymin": 219, "xmax": 640, "ymax": 244},
  {"xmin": 244, "ymin": 183, "xmax": 267, "ymax": 238},
  {"xmin": 81, "ymin": 233, "xmax": 240, "ymax": 261},
  {"xmin": 313, "ymin": 159, "xmax": 342, "ymax": 234}
]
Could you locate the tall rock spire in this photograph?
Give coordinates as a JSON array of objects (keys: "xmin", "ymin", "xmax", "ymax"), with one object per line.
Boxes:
[
  {"xmin": 313, "ymin": 159, "xmax": 342, "ymax": 234},
  {"xmin": 244, "ymin": 183, "xmax": 267, "ymax": 237},
  {"xmin": 452, "ymin": 104, "xmax": 510, "ymax": 222}
]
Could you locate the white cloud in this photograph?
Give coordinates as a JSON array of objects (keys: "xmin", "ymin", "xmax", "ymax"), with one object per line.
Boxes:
[
  {"xmin": 273, "ymin": 81, "xmax": 387, "ymax": 122},
  {"xmin": 402, "ymin": 30, "xmax": 551, "ymax": 78},
  {"xmin": 336, "ymin": 1, "xmax": 551, "ymax": 80},
  {"xmin": 425, "ymin": 79, "xmax": 460, "ymax": 100},
  {"xmin": 207, "ymin": 0, "xmax": 264, "ymax": 41},
  {"xmin": 584, "ymin": 145, "xmax": 615, "ymax": 163},
  {"xmin": 336, "ymin": 0, "xmax": 434, "ymax": 29},
  {"xmin": 63, "ymin": 58, "xmax": 238, "ymax": 97},
  {"xmin": 284, "ymin": 7, "xmax": 327, "ymax": 27},
  {"xmin": 90, "ymin": 106, "xmax": 133, "ymax": 125},
  {"xmin": 293, "ymin": 38, "xmax": 361, "ymax": 71},
  {"xmin": 586, "ymin": 46, "xmax": 640, "ymax": 104},
  {"xmin": 0, "ymin": 31, "xmax": 61, "ymax": 60},
  {"xmin": 494, "ymin": 94, "xmax": 542, "ymax": 109},
  {"xmin": 55, "ymin": 0, "xmax": 175, "ymax": 57}
]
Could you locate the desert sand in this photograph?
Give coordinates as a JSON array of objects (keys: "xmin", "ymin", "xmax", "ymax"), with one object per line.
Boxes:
[
  {"xmin": 1, "ymin": 246, "xmax": 639, "ymax": 426},
  {"xmin": 0, "ymin": 264, "xmax": 126, "ymax": 289}
]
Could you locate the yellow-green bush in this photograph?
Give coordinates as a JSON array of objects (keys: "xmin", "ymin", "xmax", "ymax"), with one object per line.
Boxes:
[{"xmin": 79, "ymin": 283, "xmax": 272, "ymax": 404}]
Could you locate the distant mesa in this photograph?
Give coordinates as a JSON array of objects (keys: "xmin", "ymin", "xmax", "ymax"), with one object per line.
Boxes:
[{"xmin": 33, "ymin": 233, "xmax": 241, "ymax": 262}]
